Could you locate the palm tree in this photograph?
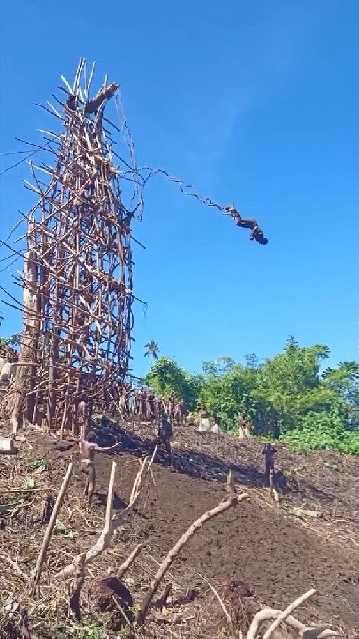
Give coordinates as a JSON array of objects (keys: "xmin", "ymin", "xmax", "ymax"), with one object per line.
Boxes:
[{"xmin": 144, "ymin": 340, "xmax": 159, "ymax": 360}]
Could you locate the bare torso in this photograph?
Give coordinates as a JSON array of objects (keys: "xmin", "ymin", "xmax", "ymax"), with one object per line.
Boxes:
[{"xmin": 81, "ymin": 440, "xmax": 97, "ymax": 463}]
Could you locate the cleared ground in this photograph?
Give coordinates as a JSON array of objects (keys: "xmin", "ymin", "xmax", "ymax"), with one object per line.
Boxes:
[{"xmin": 0, "ymin": 417, "xmax": 358, "ymax": 637}]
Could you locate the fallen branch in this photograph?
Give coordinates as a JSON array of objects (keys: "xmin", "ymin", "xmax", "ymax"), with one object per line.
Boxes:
[
  {"xmin": 300, "ymin": 509, "xmax": 323, "ymax": 519},
  {"xmin": 52, "ymin": 451, "xmax": 155, "ymax": 581},
  {"xmin": 0, "ymin": 487, "xmax": 52, "ymax": 494},
  {"xmin": 68, "ymin": 552, "xmax": 86, "ymax": 621},
  {"xmin": 154, "ymin": 582, "xmax": 173, "ymax": 610},
  {"xmin": 117, "ymin": 543, "xmax": 143, "ymax": 579},
  {"xmin": 31, "ymin": 462, "xmax": 73, "ymax": 594},
  {"xmin": 0, "ymin": 553, "xmax": 28, "ymax": 580},
  {"xmin": 136, "ymin": 476, "xmax": 249, "ymax": 626},
  {"xmin": 246, "ymin": 607, "xmax": 338, "ymax": 639},
  {"xmin": 262, "ymin": 589, "xmax": 316, "ymax": 639},
  {"xmin": 207, "ymin": 580, "xmax": 232, "ymax": 627}
]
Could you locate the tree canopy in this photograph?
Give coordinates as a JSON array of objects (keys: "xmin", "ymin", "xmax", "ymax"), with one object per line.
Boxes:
[{"xmin": 144, "ymin": 338, "xmax": 359, "ymax": 454}]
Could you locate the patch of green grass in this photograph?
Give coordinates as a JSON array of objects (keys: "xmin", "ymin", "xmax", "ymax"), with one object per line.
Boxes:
[
  {"xmin": 76, "ymin": 623, "xmax": 107, "ymax": 639},
  {"xmin": 282, "ymin": 506, "xmax": 305, "ymax": 519},
  {"xmin": 22, "ymin": 477, "xmax": 36, "ymax": 490},
  {"xmin": 324, "ymin": 461, "xmax": 339, "ymax": 471},
  {"xmin": 54, "ymin": 521, "xmax": 74, "ymax": 538},
  {"xmin": 27, "ymin": 458, "xmax": 48, "ymax": 472}
]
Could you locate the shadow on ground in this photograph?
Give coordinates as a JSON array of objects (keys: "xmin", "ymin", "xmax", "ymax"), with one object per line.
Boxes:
[{"xmin": 93, "ymin": 419, "xmax": 287, "ymax": 492}]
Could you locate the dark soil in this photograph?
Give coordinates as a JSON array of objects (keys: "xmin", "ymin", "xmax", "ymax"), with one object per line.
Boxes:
[{"xmin": 0, "ymin": 417, "xmax": 358, "ymax": 638}]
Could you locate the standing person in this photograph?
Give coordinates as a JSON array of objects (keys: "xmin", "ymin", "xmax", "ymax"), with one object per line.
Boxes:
[
  {"xmin": 262, "ymin": 442, "xmax": 277, "ymax": 485},
  {"xmin": 174, "ymin": 400, "xmax": 185, "ymax": 425},
  {"xmin": 140, "ymin": 387, "xmax": 147, "ymax": 418},
  {"xmin": 80, "ymin": 431, "xmax": 120, "ymax": 504},
  {"xmin": 155, "ymin": 415, "xmax": 173, "ymax": 463},
  {"xmin": 237, "ymin": 413, "xmax": 247, "ymax": 439},
  {"xmin": 119, "ymin": 390, "xmax": 127, "ymax": 419},
  {"xmin": 238, "ymin": 413, "xmax": 253, "ymax": 438},
  {"xmin": 167, "ymin": 394, "xmax": 175, "ymax": 420},
  {"xmin": 147, "ymin": 391, "xmax": 155, "ymax": 419},
  {"xmin": 211, "ymin": 412, "xmax": 223, "ymax": 434},
  {"xmin": 198, "ymin": 406, "xmax": 211, "ymax": 432}
]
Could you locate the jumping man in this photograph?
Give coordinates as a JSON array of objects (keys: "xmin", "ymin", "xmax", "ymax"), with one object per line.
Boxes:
[{"xmin": 225, "ymin": 204, "xmax": 268, "ymax": 245}]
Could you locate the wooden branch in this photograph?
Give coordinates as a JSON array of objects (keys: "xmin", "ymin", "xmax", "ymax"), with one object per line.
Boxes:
[
  {"xmin": 208, "ymin": 580, "xmax": 232, "ymax": 626},
  {"xmin": 31, "ymin": 462, "xmax": 73, "ymax": 594},
  {"xmin": 136, "ymin": 485, "xmax": 249, "ymax": 626},
  {"xmin": 0, "ymin": 553, "xmax": 28, "ymax": 580},
  {"xmin": 155, "ymin": 583, "xmax": 172, "ymax": 610},
  {"xmin": 246, "ymin": 607, "xmax": 338, "ymax": 639},
  {"xmin": 262, "ymin": 589, "xmax": 316, "ymax": 639},
  {"xmin": 68, "ymin": 552, "xmax": 86, "ymax": 621},
  {"xmin": 1, "ymin": 487, "xmax": 52, "ymax": 494},
  {"xmin": 52, "ymin": 454, "xmax": 153, "ymax": 581},
  {"xmin": 104, "ymin": 460, "xmax": 116, "ymax": 535},
  {"xmin": 117, "ymin": 543, "xmax": 143, "ymax": 579},
  {"xmin": 301, "ymin": 630, "xmax": 339, "ymax": 639}
]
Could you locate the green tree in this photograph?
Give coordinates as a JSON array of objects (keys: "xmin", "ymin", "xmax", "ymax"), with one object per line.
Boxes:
[
  {"xmin": 144, "ymin": 338, "xmax": 358, "ymax": 452},
  {"xmin": 322, "ymin": 361, "xmax": 359, "ymax": 430},
  {"xmin": 202, "ymin": 356, "xmax": 235, "ymax": 376},
  {"xmin": 0, "ymin": 338, "xmax": 8, "ymax": 358},
  {"xmin": 145, "ymin": 357, "xmax": 202, "ymax": 410},
  {"xmin": 253, "ymin": 338, "xmax": 331, "ymax": 432}
]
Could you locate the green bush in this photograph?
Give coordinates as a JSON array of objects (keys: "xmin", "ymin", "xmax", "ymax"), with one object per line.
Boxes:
[{"xmin": 281, "ymin": 412, "xmax": 359, "ymax": 454}]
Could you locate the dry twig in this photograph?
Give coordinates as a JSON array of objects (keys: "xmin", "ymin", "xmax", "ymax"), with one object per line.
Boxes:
[
  {"xmin": 68, "ymin": 552, "xmax": 86, "ymax": 621},
  {"xmin": 117, "ymin": 543, "xmax": 143, "ymax": 579},
  {"xmin": 246, "ymin": 605, "xmax": 338, "ymax": 639},
  {"xmin": 52, "ymin": 452, "xmax": 155, "ymax": 581},
  {"xmin": 136, "ymin": 475, "xmax": 249, "ymax": 625},
  {"xmin": 31, "ymin": 462, "xmax": 73, "ymax": 594},
  {"xmin": 262, "ymin": 589, "xmax": 316, "ymax": 639}
]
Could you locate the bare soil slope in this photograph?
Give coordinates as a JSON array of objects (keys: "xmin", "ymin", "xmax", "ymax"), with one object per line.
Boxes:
[{"xmin": 0, "ymin": 417, "xmax": 358, "ymax": 638}]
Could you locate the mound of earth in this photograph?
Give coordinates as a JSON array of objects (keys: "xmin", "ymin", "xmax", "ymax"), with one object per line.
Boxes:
[{"xmin": 0, "ymin": 416, "xmax": 358, "ymax": 638}]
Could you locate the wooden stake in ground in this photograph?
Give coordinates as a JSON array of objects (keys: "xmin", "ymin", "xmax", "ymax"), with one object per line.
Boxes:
[
  {"xmin": 52, "ymin": 451, "xmax": 155, "ymax": 581},
  {"xmin": 31, "ymin": 462, "xmax": 73, "ymax": 594},
  {"xmin": 136, "ymin": 474, "xmax": 249, "ymax": 626}
]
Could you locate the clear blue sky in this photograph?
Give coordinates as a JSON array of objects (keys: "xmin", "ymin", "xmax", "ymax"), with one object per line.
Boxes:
[{"xmin": 0, "ymin": 0, "xmax": 358, "ymax": 379}]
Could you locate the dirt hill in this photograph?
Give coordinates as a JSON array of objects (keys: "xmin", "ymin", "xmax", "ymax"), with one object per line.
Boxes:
[{"xmin": 0, "ymin": 416, "xmax": 358, "ymax": 638}]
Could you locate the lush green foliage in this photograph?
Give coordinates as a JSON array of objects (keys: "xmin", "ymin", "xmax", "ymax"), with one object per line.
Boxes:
[
  {"xmin": 145, "ymin": 338, "xmax": 359, "ymax": 455},
  {"xmin": 1, "ymin": 318, "xmax": 357, "ymax": 456},
  {"xmin": 145, "ymin": 357, "xmax": 203, "ymax": 409},
  {"xmin": 281, "ymin": 412, "xmax": 359, "ymax": 454},
  {"xmin": 0, "ymin": 333, "xmax": 21, "ymax": 358}
]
